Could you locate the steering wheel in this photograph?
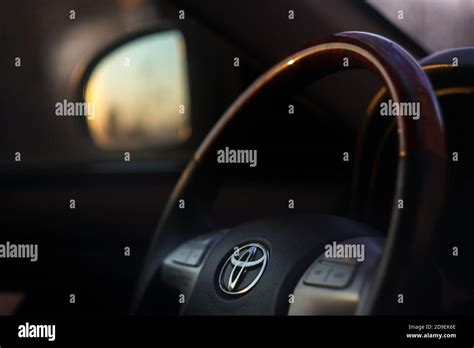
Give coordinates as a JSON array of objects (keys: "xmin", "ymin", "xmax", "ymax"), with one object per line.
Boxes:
[
  {"xmin": 132, "ymin": 32, "xmax": 446, "ymax": 315},
  {"xmin": 352, "ymin": 48, "xmax": 474, "ymax": 222}
]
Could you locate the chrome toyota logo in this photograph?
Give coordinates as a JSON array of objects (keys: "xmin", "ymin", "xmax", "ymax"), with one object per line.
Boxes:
[{"xmin": 218, "ymin": 243, "xmax": 269, "ymax": 295}]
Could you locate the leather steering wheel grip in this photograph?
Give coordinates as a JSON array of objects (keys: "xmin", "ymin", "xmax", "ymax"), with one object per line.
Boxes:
[{"xmin": 132, "ymin": 31, "xmax": 447, "ymax": 315}]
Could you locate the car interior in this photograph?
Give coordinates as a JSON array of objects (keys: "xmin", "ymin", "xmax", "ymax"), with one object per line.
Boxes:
[{"xmin": 2, "ymin": 0, "xmax": 474, "ymax": 327}]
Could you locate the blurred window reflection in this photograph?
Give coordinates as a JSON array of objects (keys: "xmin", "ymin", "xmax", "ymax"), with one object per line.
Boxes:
[{"xmin": 84, "ymin": 30, "xmax": 191, "ymax": 150}]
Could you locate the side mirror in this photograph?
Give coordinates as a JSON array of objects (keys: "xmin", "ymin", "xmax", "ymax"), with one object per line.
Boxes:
[{"xmin": 80, "ymin": 29, "xmax": 191, "ymax": 150}]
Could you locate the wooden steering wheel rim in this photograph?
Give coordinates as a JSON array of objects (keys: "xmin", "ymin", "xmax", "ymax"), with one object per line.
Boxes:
[{"xmin": 133, "ymin": 31, "xmax": 447, "ymax": 315}]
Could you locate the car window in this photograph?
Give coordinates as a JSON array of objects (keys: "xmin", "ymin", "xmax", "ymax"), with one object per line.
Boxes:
[{"xmin": 84, "ymin": 30, "xmax": 191, "ymax": 150}]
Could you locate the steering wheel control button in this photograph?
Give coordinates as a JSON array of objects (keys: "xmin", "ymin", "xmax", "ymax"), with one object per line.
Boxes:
[
  {"xmin": 172, "ymin": 244, "xmax": 206, "ymax": 266},
  {"xmin": 304, "ymin": 260, "xmax": 356, "ymax": 288},
  {"xmin": 218, "ymin": 242, "xmax": 269, "ymax": 295},
  {"xmin": 303, "ymin": 262, "xmax": 332, "ymax": 285},
  {"xmin": 185, "ymin": 246, "xmax": 206, "ymax": 266},
  {"xmin": 325, "ymin": 263, "xmax": 355, "ymax": 288},
  {"xmin": 172, "ymin": 245, "xmax": 192, "ymax": 264}
]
